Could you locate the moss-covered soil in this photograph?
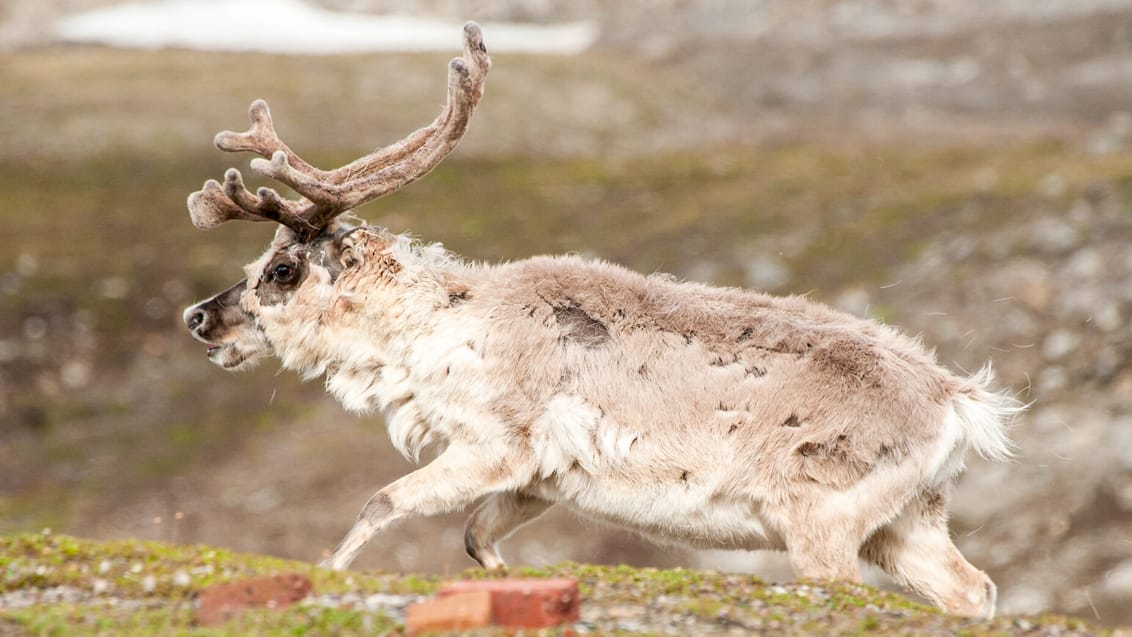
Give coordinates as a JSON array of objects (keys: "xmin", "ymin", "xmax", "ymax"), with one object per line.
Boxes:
[{"xmin": 0, "ymin": 533, "xmax": 1114, "ymax": 636}]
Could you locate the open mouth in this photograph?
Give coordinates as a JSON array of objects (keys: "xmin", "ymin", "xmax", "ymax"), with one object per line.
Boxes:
[
  {"xmin": 203, "ymin": 341, "xmax": 226, "ymax": 360},
  {"xmin": 204, "ymin": 342, "xmax": 252, "ymax": 369},
  {"xmin": 192, "ymin": 333, "xmax": 235, "ymax": 364}
]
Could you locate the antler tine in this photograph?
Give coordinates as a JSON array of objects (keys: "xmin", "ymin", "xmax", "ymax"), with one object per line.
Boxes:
[
  {"xmin": 291, "ymin": 22, "xmax": 490, "ymax": 228},
  {"xmin": 187, "ymin": 168, "xmax": 313, "ymax": 232},
  {"xmin": 214, "ymin": 100, "xmax": 325, "ymax": 180},
  {"xmin": 334, "ymin": 56, "xmax": 483, "ymax": 208},
  {"xmin": 254, "ymin": 52, "xmax": 479, "ymax": 218},
  {"xmin": 220, "ymin": 168, "xmax": 314, "ymax": 228},
  {"xmin": 187, "ymin": 178, "xmax": 263, "ymax": 229},
  {"xmin": 244, "ymin": 21, "xmax": 489, "ymax": 208},
  {"xmin": 321, "ymin": 21, "xmax": 490, "ymax": 185},
  {"xmin": 189, "ymin": 99, "xmax": 324, "ymax": 231},
  {"xmin": 188, "ymin": 22, "xmax": 489, "ymax": 236}
]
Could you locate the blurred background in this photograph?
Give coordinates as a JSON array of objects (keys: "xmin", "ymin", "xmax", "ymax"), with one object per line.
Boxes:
[{"xmin": 3, "ymin": 0, "xmax": 1132, "ymax": 626}]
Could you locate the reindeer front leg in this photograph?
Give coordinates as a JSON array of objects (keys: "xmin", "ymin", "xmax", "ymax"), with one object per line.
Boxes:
[{"xmin": 321, "ymin": 445, "xmax": 527, "ymax": 571}]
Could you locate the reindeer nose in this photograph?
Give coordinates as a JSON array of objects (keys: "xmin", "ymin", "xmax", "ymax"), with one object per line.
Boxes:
[{"xmin": 184, "ymin": 306, "xmax": 206, "ymax": 331}]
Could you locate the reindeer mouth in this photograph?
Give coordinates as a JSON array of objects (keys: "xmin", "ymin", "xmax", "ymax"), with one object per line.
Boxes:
[
  {"xmin": 204, "ymin": 342, "xmax": 228, "ymax": 362},
  {"xmin": 203, "ymin": 341, "xmax": 251, "ymax": 369}
]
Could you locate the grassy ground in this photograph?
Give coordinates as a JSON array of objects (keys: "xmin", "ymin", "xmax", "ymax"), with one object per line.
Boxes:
[{"xmin": 0, "ymin": 533, "xmax": 1113, "ymax": 636}]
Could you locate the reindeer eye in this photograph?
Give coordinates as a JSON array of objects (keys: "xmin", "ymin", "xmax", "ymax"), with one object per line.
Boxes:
[{"xmin": 271, "ymin": 263, "xmax": 296, "ymax": 283}]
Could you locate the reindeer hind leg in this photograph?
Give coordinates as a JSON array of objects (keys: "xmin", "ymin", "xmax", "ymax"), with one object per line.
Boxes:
[
  {"xmin": 464, "ymin": 492, "xmax": 553, "ymax": 570},
  {"xmin": 861, "ymin": 488, "xmax": 997, "ymax": 619}
]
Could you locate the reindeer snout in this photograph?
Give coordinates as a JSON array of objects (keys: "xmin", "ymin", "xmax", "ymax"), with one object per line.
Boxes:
[
  {"xmin": 183, "ymin": 279, "xmax": 248, "ymax": 341},
  {"xmin": 184, "ymin": 306, "xmax": 207, "ymax": 332}
]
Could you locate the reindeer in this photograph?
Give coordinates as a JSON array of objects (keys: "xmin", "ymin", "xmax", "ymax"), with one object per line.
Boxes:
[{"xmin": 182, "ymin": 23, "xmax": 1020, "ymax": 618}]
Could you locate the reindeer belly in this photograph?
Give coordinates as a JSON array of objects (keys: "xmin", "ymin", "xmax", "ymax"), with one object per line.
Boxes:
[{"xmin": 539, "ymin": 471, "xmax": 782, "ymax": 551}]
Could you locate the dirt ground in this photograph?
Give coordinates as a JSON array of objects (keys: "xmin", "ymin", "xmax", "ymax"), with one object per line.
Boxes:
[{"xmin": 3, "ymin": 0, "xmax": 1132, "ymax": 627}]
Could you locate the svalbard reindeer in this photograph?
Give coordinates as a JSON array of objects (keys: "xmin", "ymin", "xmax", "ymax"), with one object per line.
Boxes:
[{"xmin": 182, "ymin": 22, "xmax": 1020, "ymax": 618}]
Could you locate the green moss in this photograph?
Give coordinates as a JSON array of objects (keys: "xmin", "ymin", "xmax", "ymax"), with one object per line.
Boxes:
[
  {"xmin": 2, "ymin": 601, "xmax": 401, "ymax": 637},
  {"xmin": 860, "ymin": 615, "xmax": 882, "ymax": 631},
  {"xmin": 5, "ymin": 603, "xmax": 193, "ymax": 637},
  {"xmin": 679, "ymin": 596, "xmax": 725, "ymax": 617},
  {"xmin": 0, "ymin": 532, "xmax": 438, "ymax": 598},
  {"xmin": 0, "ymin": 534, "xmax": 1116, "ymax": 636}
]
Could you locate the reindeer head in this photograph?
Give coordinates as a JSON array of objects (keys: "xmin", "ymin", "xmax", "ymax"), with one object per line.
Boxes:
[{"xmin": 183, "ymin": 23, "xmax": 489, "ymax": 370}]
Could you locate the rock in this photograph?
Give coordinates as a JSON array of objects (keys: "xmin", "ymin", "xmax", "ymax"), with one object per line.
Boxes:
[
  {"xmin": 194, "ymin": 573, "xmax": 312, "ymax": 627},
  {"xmin": 1103, "ymin": 559, "xmax": 1132, "ymax": 597},
  {"xmin": 1029, "ymin": 216, "xmax": 1079, "ymax": 252},
  {"xmin": 1019, "ymin": 278, "xmax": 1052, "ymax": 312},
  {"xmin": 434, "ymin": 578, "xmax": 580, "ymax": 629},
  {"xmin": 1042, "ymin": 330, "xmax": 1080, "ymax": 361},
  {"xmin": 745, "ymin": 255, "xmax": 790, "ymax": 290},
  {"xmin": 1039, "ymin": 173, "xmax": 1066, "ymax": 198},
  {"xmin": 405, "ymin": 590, "xmax": 493, "ymax": 633},
  {"xmin": 1036, "ymin": 366, "xmax": 1068, "ymax": 393},
  {"xmin": 833, "ymin": 287, "xmax": 871, "ymax": 317}
]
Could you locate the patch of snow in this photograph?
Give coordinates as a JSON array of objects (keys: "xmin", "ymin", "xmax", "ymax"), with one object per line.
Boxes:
[{"xmin": 54, "ymin": 0, "xmax": 597, "ymax": 55}]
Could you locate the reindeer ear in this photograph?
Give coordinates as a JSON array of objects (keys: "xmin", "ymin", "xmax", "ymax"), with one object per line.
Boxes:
[{"xmin": 336, "ymin": 232, "xmax": 364, "ymax": 271}]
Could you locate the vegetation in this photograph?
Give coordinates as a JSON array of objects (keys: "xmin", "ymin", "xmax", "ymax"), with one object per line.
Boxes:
[{"xmin": 0, "ymin": 533, "xmax": 1112, "ymax": 635}]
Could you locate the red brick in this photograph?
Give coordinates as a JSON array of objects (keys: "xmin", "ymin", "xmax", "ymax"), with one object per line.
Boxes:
[
  {"xmin": 406, "ymin": 590, "xmax": 493, "ymax": 634},
  {"xmin": 438, "ymin": 578, "xmax": 579, "ymax": 628},
  {"xmin": 194, "ymin": 572, "xmax": 312, "ymax": 626}
]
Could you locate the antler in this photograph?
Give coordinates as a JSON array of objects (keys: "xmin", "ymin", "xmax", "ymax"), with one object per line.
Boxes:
[{"xmin": 188, "ymin": 22, "xmax": 491, "ymax": 238}]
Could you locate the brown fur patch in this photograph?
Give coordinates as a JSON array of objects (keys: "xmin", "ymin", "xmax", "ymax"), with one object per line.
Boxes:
[
  {"xmin": 793, "ymin": 434, "xmax": 873, "ymax": 488},
  {"xmin": 375, "ymin": 251, "xmax": 402, "ymax": 280},
  {"xmin": 359, "ymin": 492, "xmax": 394, "ymax": 522},
  {"xmin": 554, "ymin": 300, "xmax": 610, "ymax": 348},
  {"xmin": 449, "ymin": 290, "xmax": 470, "ymax": 306},
  {"xmin": 921, "ymin": 489, "xmax": 948, "ymax": 523},
  {"xmin": 810, "ymin": 337, "xmax": 883, "ymax": 386},
  {"xmin": 859, "ymin": 526, "xmax": 899, "ymax": 572}
]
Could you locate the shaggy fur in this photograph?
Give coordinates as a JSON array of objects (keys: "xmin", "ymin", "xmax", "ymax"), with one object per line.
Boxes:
[
  {"xmin": 186, "ymin": 220, "xmax": 1020, "ymax": 618},
  {"xmin": 181, "ymin": 20, "xmax": 1020, "ymax": 619}
]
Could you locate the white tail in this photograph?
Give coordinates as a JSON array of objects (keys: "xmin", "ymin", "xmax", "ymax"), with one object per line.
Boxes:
[{"xmin": 954, "ymin": 365, "xmax": 1023, "ymax": 464}]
